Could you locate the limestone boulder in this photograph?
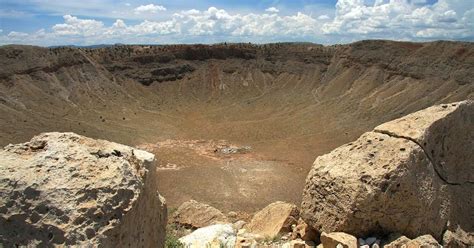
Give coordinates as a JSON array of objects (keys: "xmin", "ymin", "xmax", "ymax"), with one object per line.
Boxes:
[
  {"xmin": 0, "ymin": 132, "xmax": 167, "ymax": 247},
  {"xmin": 246, "ymin": 201, "xmax": 299, "ymax": 238},
  {"xmin": 301, "ymin": 101, "xmax": 473, "ymax": 240},
  {"xmin": 383, "ymin": 234, "xmax": 411, "ymax": 248},
  {"xmin": 442, "ymin": 226, "xmax": 474, "ymax": 248},
  {"xmin": 292, "ymin": 218, "xmax": 318, "ymax": 241},
  {"xmin": 405, "ymin": 235, "xmax": 439, "ymax": 248},
  {"xmin": 173, "ymin": 199, "xmax": 228, "ymax": 229},
  {"xmin": 282, "ymin": 239, "xmax": 316, "ymax": 248},
  {"xmin": 320, "ymin": 232, "xmax": 358, "ymax": 248},
  {"xmin": 179, "ymin": 224, "xmax": 236, "ymax": 248}
]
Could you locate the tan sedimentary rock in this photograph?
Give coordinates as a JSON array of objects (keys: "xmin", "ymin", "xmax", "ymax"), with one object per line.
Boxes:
[
  {"xmin": 383, "ymin": 234, "xmax": 411, "ymax": 248},
  {"xmin": 292, "ymin": 218, "xmax": 318, "ymax": 241},
  {"xmin": 405, "ymin": 235, "xmax": 439, "ymax": 248},
  {"xmin": 172, "ymin": 199, "xmax": 228, "ymax": 229},
  {"xmin": 320, "ymin": 232, "xmax": 358, "ymax": 248},
  {"xmin": 0, "ymin": 132, "xmax": 167, "ymax": 247},
  {"xmin": 246, "ymin": 201, "xmax": 299, "ymax": 238},
  {"xmin": 301, "ymin": 101, "xmax": 473, "ymax": 240},
  {"xmin": 442, "ymin": 226, "xmax": 474, "ymax": 248}
]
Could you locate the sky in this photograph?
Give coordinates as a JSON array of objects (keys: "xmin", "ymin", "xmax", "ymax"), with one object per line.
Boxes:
[{"xmin": 0, "ymin": 0, "xmax": 473, "ymax": 46}]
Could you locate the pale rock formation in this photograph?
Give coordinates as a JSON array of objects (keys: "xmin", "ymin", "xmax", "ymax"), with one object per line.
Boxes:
[
  {"xmin": 179, "ymin": 224, "xmax": 236, "ymax": 248},
  {"xmin": 246, "ymin": 201, "xmax": 299, "ymax": 238},
  {"xmin": 405, "ymin": 234, "xmax": 439, "ymax": 247},
  {"xmin": 442, "ymin": 226, "xmax": 474, "ymax": 248},
  {"xmin": 301, "ymin": 101, "xmax": 473, "ymax": 240},
  {"xmin": 383, "ymin": 234, "xmax": 411, "ymax": 248},
  {"xmin": 291, "ymin": 218, "xmax": 318, "ymax": 241},
  {"xmin": 235, "ymin": 235, "xmax": 258, "ymax": 248},
  {"xmin": 320, "ymin": 232, "xmax": 358, "ymax": 248},
  {"xmin": 233, "ymin": 220, "xmax": 247, "ymax": 231},
  {"xmin": 282, "ymin": 239, "xmax": 316, "ymax": 248},
  {"xmin": 0, "ymin": 132, "xmax": 167, "ymax": 247},
  {"xmin": 173, "ymin": 199, "xmax": 228, "ymax": 229}
]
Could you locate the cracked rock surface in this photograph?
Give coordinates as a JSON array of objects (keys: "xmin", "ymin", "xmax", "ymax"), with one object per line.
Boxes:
[
  {"xmin": 0, "ymin": 132, "xmax": 167, "ymax": 247},
  {"xmin": 301, "ymin": 101, "xmax": 473, "ymax": 240}
]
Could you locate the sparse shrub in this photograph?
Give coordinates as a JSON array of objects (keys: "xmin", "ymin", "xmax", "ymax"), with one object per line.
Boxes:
[{"xmin": 165, "ymin": 235, "xmax": 184, "ymax": 248}]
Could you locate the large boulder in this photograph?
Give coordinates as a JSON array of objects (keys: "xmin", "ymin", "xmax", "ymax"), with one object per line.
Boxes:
[
  {"xmin": 173, "ymin": 199, "xmax": 228, "ymax": 229},
  {"xmin": 0, "ymin": 132, "xmax": 167, "ymax": 247},
  {"xmin": 301, "ymin": 101, "xmax": 473, "ymax": 240},
  {"xmin": 246, "ymin": 201, "xmax": 299, "ymax": 238}
]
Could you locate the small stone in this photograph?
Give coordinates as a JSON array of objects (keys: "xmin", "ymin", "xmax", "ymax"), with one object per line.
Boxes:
[
  {"xmin": 228, "ymin": 211, "xmax": 238, "ymax": 218},
  {"xmin": 237, "ymin": 228, "xmax": 247, "ymax": 235},
  {"xmin": 406, "ymin": 234, "xmax": 440, "ymax": 248},
  {"xmin": 247, "ymin": 201, "xmax": 299, "ymax": 238},
  {"xmin": 291, "ymin": 218, "xmax": 317, "ymax": 241},
  {"xmin": 365, "ymin": 237, "xmax": 377, "ymax": 245},
  {"xmin": 321, "ymin": 232, "xmax": 358, "ymax": 248},
  {"xmin": 358, "ymin": 238, "xmax": 366, "ymax": 245},
  {"xmin": 233, "ymin": 220, "xmax": 246, "ymax": 230},
  {"xmin": 173, "ymin": 199, "xmax": 228, "ymax": 229},
  {"xmin": 383, "ymin": 234, "xmax": 411, "ymax": 248},
  {"xmin": 443, "ymin": 227, "xmax": 474, "ymax": 247}
]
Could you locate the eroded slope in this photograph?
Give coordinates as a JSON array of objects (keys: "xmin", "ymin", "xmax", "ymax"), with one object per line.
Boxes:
[{"xmin": 0, "ymin": 40, "xmax": 472, "ymax": 211}]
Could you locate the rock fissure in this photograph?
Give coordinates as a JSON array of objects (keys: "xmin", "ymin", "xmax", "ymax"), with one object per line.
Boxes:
[
  {"xmin": 301, "ymin": 101, "xmax": 473, "ymax": 240},
  {"xmin": 373, "ymin": 129, "xmax": 459, "ymax": 186}
]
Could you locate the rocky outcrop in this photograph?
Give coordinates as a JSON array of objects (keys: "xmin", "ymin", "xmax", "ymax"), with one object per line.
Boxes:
[
  {"xmin": 301, "ymin": 101, "xmax": 473, "ymax": 240},
  {"xmin": 247, "ymin": 201, "xmax": 299, "ymax": 238},
  {"xmin": 173, "ymin": 199, "xmax": 228, "ymax": 229},
  {"xmin": 0, "ymin": 132, "xmax": 167, "ymax": 247}
]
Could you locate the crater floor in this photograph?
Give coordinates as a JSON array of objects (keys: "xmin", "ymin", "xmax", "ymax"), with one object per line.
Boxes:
[{"xmin": 0, "ymin": 40, "xmax": 472, "ymax": 212}]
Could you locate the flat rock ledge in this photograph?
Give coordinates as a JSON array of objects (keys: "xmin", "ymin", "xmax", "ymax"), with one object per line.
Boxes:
[
  {"xmin": 0, "ymin": 132, "xmax": 167, "ymax": 247},
  {"xmin": 301, "ymin": 100, "xmax": 473, "ymax": 240}
]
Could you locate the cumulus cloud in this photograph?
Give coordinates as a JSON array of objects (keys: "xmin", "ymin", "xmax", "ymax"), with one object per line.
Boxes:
[
  {"xmin": 0, "ymin": 1, "xmax": 472, "ymax": 46},
  {"xmin": 53, "ymin": 15, "xmax": 104, "ymax": 36},
  {"xmin": 322, "ymin": 0, "xmax": 473, "ymax": 40},
  {"xmin": 265, "ymin": 7, "xmax": 280, "ymax": 13},
  {"xmin": 7, "ymin": 31, "xmax": 28, "ymax": 38},
  {"xmin": 318, "ymin": 15, "xmax": 330, "ymax": 20},
  {"xmin": 134, "ymin": 4, "xmax": 167, "ymax": 14}
]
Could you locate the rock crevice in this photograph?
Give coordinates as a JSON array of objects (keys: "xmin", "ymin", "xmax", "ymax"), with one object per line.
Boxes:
[{"xmin": 301, "ymin": 101, "xmax": 473, "ymax": 240}]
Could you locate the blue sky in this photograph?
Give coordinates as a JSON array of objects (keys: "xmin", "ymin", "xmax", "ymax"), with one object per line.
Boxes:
[{"xmin": 0, "ymin": 0, "xmax": 472, "ymax": 46}]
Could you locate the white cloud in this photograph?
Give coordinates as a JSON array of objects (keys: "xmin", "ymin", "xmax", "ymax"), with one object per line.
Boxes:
[
  {"xmin": 52, "ymin": 15, "xmax": 104, "ymax": 36},
  {"xmin": 0, "ymin": 1, "xmax": 472, "ymax": 46},
  {"xmin": 265, "ymin": 7, "xmax": 280, "ymax": 13},
  {"xmin": 7, "ymin": 31, "xmax": 28, "ymax": 38},
  {"xmin": 134, "ymin": 4, "xmax": 167, "ymax": 14},
  {"xmin": 321, "ymin": 0, "xmax": 473, "ymax": 40},
  {"xmin": 318, "ymin": 15, "xmax": 330, "ymax": 20}
]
